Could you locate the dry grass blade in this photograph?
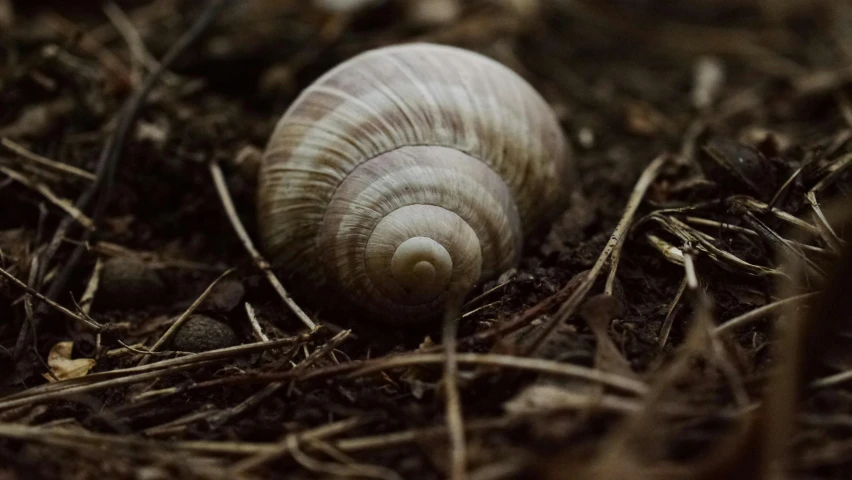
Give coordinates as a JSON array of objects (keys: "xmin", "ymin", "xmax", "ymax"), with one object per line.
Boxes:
[
  {"xmin": 0, "ymin": 360, "xmax": 220, "ymax": 411},
  {"xmin": 740, "ymin": 212, "xmax": 827, "ymax": 279},
  {"xmin": 0, "ymin": 264, "xmax": 102, "ymax": 331},
  {"xmin": 348, "ymin": 353, "xmax": 648, "ymax": 395},
  {"xmin": 0, "ymin": 137, "xmax": 96, "ymax": 181},
  {"xmin": 288, "ymin": 435, "xmax": 404, "ymax": 480},
  {"xmin": 806, "ymin": 191, "xmax": 845, "ymax": 253},
  {"xmin": 102, "ymin": 1, "xmax": 182, "ymax": 85},
  {"xmin": 89, "ymin": 241, "xmax": 224, "ymax": 271},
  {"xmin": 644, "ymin": 214, "xmax": 782, "ymax": 276},
  {"xmin": 0, "ymin": 416, "xmax": 520, "ymax": 458},
  {"xmin": 291, "ymin": 329, "xmax": 350, "ymax": 371},
  {"xmin": 767, "ymin": 164, "xmax": 806, "ymax": 209},
  {"xmin": 560, "ymin": 286, "xmax": 759, "ymax": 480},
  {"xmin": 77, "ymin": 257, "xmax": 103, "ymax": 317},
  {"xmin": 244, "ymin": 302, "xmax": 269, "ymax": 342},
  {"xmin": 209, "ymin": 160, "xmax": 316, "ymax": 330},
  {"xmin": 229, "ymin": 417, "xmax": 365, "ymax": 474},
  {"xmin": 729, "ymin": 196, "xmax": 821, "ymax": 236},
  {"xmin": 811, "ymin": 369, "xmax": 852, "ymax": 388},
  {"xmin": 203, "ymin": 322, "xmax": 341, "ymax": 434},
  {"xmin": 684, "ymin": 216, "xmax": 759, "ymax": 237},
  {"xmin": 462, "ymin": 278, "xmax": 512, "ymax": 312},
  {"xmin": 3, "ymin": 3, "xmax": 852, "ymax": 479},
  {"xmin": 0, "ymin": 165, "xmax": 94, "ymax": 230},
  {"xmin": 659, "ymin": 276, "xmax": 687, "ymax": 348},
  {"xmin": 136, "ymin": 268, "xmax": 235, "ymax": 366},
  {"xmin": 792, "ymin": 64, "xmax": 852, "ymax": 96},
  {"xmin": 647, "ymin": 233, "xmax": 685, "ymax": 265},
  {"xmin": 714, "ymin": 292, "xmax": 819, "ymax": 336},
  {"xmin": 25, "ymin": 0, "xmax": 235, "ymax": 359},
  {"xmin": 683, "ymin": 217, "xmax": 829, "ymax": 255},
  {"xmin": 1, "ymin": 331, "xmax": 317, "ymax": 404},
  {"xmin": 604, "ymin": 219, "xmax": 629, "ymax": 296},
  {"xmin": 442, "ymin": 292, "xmax": 467, "ymax": 480},
  {"xmin": 757, "ymin": 201, "xmax": 852, "ymax": 477},
  {"xmin": 524, "ymin": 153, "xmax": 669, "ymax": 356},
  {"xmin": 805, "ymin": 153, "xmax": 852, "ymax": 252}
]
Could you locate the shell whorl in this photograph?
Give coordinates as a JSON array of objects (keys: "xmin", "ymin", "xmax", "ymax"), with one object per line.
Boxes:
[
  {"xmin": 258, "ymin": 43, "xmax": 571, "ymax": 322},
  {"xmin": 318, "ymin": 146, "xmax": 520, "ymax": 319}
]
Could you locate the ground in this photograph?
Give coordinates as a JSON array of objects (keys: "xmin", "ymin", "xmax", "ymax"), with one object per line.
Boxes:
[{"xmin": 0, "ymin": 1, "xmax": 851, "ymax": 479}]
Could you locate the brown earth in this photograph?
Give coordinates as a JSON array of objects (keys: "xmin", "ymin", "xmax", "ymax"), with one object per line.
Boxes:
[{"xmin": 1, "ymin": 1, "xmax": 851, "ymax": 479}]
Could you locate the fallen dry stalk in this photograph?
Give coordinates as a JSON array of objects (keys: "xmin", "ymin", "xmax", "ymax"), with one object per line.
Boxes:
[
  {"xmin": 209, "ymin": 160, "xmax": 316, "ymax": 330},
  {"xmin": 348, "ymin": 352, "xmax": 648, "ymax": 396},
  {"xmin": 659, "ymin": 277, "xmax": 687, "ymax": 347},
  {"xmin": 0, "ymin": 360, "xmax": 221, "ymax": 411},
  {"xmin": 137, "ymin": 267, "xmax": 234, "ymax": 366},
  {"xmin": 0, "ymin": 137, "xmax": 96, "ymax": 181},
  {"xmin": 805, "ymin": 153, "xmax": 852, "ymax": 252},
  {"xmin": 442, "ymin": 293, "xmax": 467, "ymax": 480},
  {"xmin": 0, "ymin": 165, "xmax": 95, "ymax": 230},
  {"xmin": 0, "ymin": 415, "xmax": 519, "ymax": 459},
  {"xmin": 0, "ymin": 264, "xmax": 102, "ymax": 331},
  {"xmin": 229, "ymin": 417, "xmax": 366, "ymax": 474},
  {"xmin": 22, "ymin": 0, "xmax": 234, "ymax": 360},
  {"xmin": 525, "ymin": 153, "xmax": 669, "ymax": 356},
  {"xmin": 714, "ymin": 292, "xmax": 819, "ymax": 336},
  {"xmin": 0, "ymin": 331, "xmax": 318, "ymax": 405}
]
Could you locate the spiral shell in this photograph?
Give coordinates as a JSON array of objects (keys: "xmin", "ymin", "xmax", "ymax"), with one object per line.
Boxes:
[{"xmin": 258, "ymin": 43, "xmax": 572, "ymax": 322}]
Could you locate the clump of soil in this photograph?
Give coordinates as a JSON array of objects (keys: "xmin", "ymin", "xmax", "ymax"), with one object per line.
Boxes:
[
  {"xmin": 170, "ymin": 314, "xmax": 238, "ymax": 352},
  {"xmin": 96, "ymin": 258, "xmax": 166, "ymax": 310}
]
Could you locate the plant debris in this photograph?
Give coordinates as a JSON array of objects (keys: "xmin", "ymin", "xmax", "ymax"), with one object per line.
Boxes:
[
  {"xmin": 1, "ymin": 1, "xmax": 851, "ymax": 479},
  {"xmin": 169, "ymin": 314, "xmax": 238, "ymax": 353},
  {"xmin": 41, "ymin": 341, "xmax": 95, "ymax": 382}
]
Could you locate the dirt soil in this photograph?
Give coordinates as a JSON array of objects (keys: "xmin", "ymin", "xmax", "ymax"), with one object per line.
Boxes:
[{"xmin": 1, "ymin": 1, "xmax": 852, "ymax": 479}]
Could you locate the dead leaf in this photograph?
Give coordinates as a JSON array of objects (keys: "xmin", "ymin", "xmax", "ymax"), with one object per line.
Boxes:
[
  {"xmin": 581, "ymin": 294, "xmax": 637, "ymax": 379},
  {"xmin": 42, "ymin": 341, "xmax": 96, "ymax": 382}
]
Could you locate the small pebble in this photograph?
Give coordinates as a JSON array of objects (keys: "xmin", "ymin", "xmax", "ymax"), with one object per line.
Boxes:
[
  {"xmin": 171, "ymin": 315, "xmax": 238, "ymax": 353},
  {"xmin": 698, "ymin": 137, "xmax": 777, "ymax": 198},
  {"xmin": 201, "ymin": 278, "xmax": 245, "ymax": 312},
  {"xmin": 97, "ymin": 258, "xmax": 165, "ymax": 310},
  {"xmin": 577, "ymin": 127, "xmax": 595, "ymax": 149}
]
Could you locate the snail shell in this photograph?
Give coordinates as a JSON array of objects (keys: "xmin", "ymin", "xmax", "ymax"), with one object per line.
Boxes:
[{"xmin": 258, "ymin": 43, "xmax": 572, "ymax": 323}]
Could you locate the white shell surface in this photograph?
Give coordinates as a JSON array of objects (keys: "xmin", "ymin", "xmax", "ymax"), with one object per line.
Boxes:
[{"xmin": 258, "ymin": 43, "xmax": 571, "ymax": 319}]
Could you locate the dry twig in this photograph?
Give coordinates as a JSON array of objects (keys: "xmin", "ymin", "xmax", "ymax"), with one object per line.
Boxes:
[
  {"xmin": 0, "ymin": 264, "xmax": 102, "ymax": 331},
  {"xmin": 442, "ymin": 292, "xmax": 467, "ymax": 480},
  {"xmin": 525, "ymin": 153, "xmax": 669, "ymax": 355},
  {"xmin": 209, "ymin": 160, "xmax": 316, "ymax": 330},
  {"xmin": 0, "ymin": 165, "xmax": 94, "ymax": 230},
  {"xmin": 137, "ymin": 268, "xmax": 235, "ymax": 366},
  {"xmin": 0, "ymin": 137, "xmax": 96, "ymax": 181},
  {"xmin": 715, "ymin": 292, "xmax": 819, "ymax": 336}
]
